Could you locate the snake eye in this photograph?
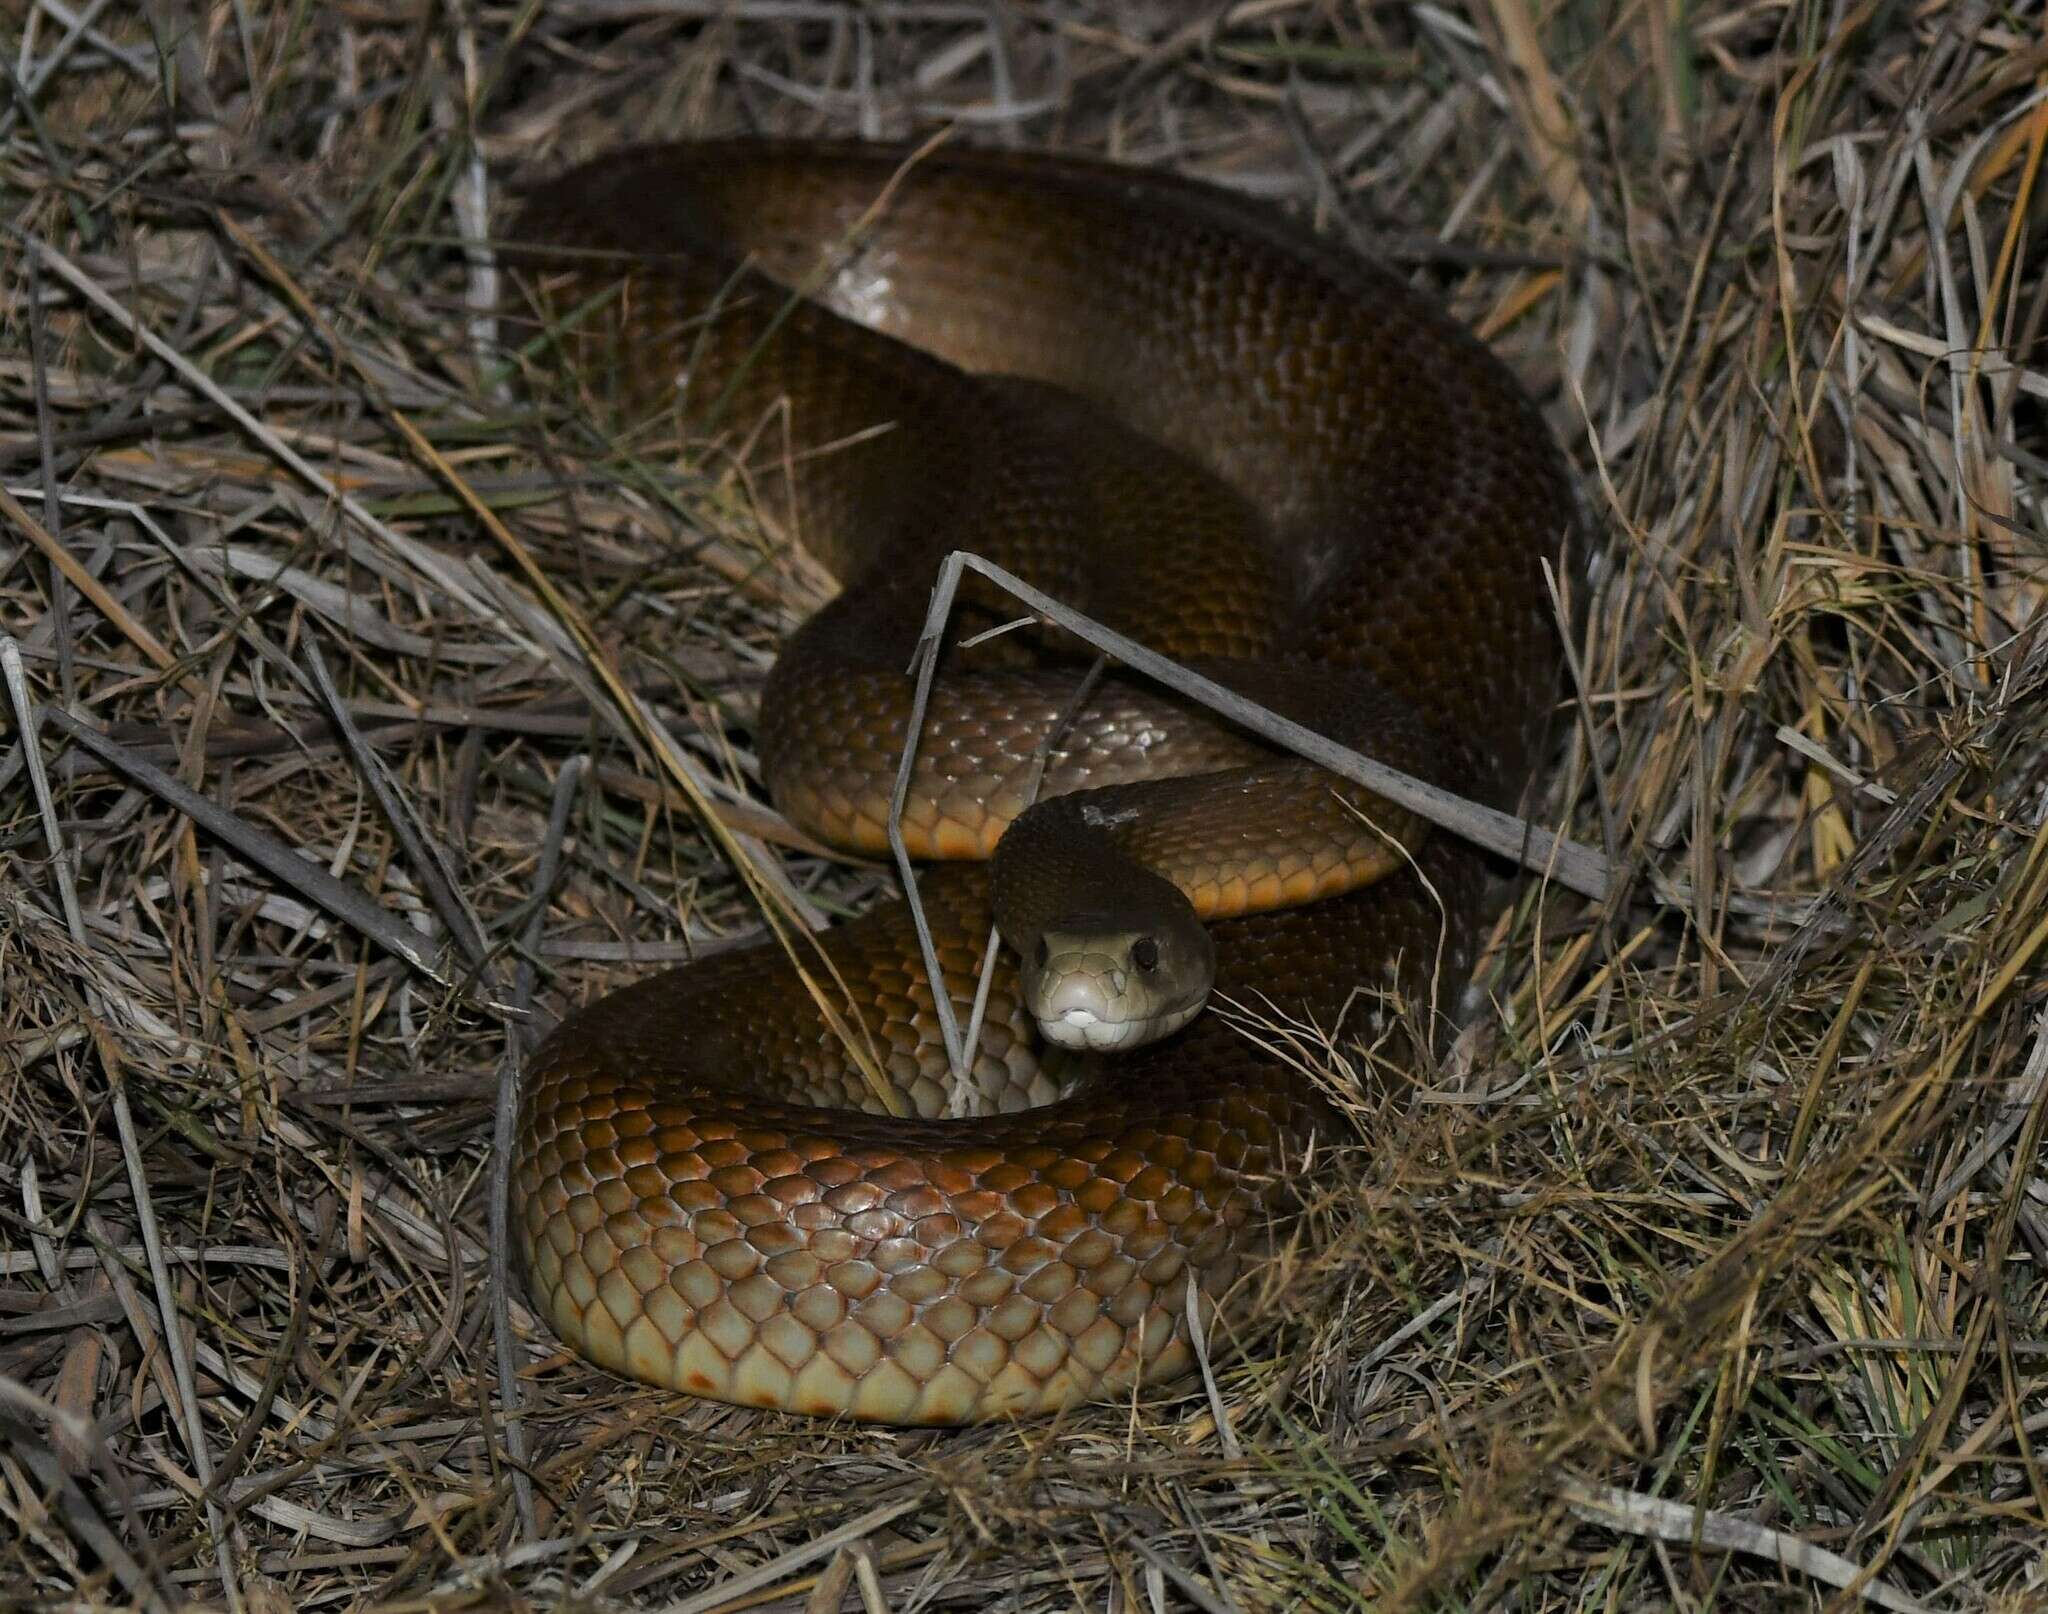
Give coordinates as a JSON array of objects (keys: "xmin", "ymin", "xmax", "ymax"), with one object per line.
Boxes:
[
  {"xmin": 1132, "ymin": 936, "xmax": 1160, "ymax": 972},
  {"xmin": 1034, "ymin": 938, "xmax": 1049, "ymax": 968}
]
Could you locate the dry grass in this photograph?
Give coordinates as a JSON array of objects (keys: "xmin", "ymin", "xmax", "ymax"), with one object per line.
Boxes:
[{"xmin": 2, "ymin": 1, "xmax": 2046, "ymax": 1609}]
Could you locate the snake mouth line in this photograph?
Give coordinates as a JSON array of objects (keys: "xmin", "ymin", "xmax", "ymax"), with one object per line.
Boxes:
[
  {"xmin": 1040, "ymin": 997, "xmax": 1206, "ymax": 1051},
  {"xmin": 1022, "ymin": 915, "xmax": 1215, "ymax": 1054}
]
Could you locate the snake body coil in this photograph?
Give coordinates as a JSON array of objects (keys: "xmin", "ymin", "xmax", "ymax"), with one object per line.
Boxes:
[{"xmin": 510, "ymin": 142, "xmax": 1573, "ymax": 1424}]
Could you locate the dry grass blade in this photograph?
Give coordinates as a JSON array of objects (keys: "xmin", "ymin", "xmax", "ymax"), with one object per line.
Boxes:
[
  {"xmin": 106, "ymin": 1087, "xmax": 244, "ymax": 1610},
  {"xmin": 2, "ymin": 3, "xmax": 2045, "ymax": 1612},
  {"xmin": 1, "ymin": 636, "xmax": 84, "ymax": 943},
  {"xmin": 1560, "ymin": 1481, "xmax": 1931, "ymax": 1613},
  {"xmin": 0, "ymin": 484, "xmax": 179, "ymax": 678},
  {"xmin": 656, "ymin": 1494, "xmax": 927, "ymax": 1614},
  {"xmin": 35, "ymin": 707, "xmax": 444, "ymax": 977}
]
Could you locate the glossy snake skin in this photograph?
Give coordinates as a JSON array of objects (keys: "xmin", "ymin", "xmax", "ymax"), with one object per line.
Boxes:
[{"xmin": 509, "ymin": 142, "xmax": 1573, "ymax": 1423}]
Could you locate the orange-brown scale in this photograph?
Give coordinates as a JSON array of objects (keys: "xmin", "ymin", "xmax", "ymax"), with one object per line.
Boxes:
[{"xmin": 507, "ymin": 141, "xmax": 1572, "ymax": 1423}]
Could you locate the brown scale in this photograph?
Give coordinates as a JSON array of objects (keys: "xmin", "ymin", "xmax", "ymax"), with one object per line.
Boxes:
[{"xmin": 507, "ymin": 141, "xmax": 1573, "ymax": 1422}]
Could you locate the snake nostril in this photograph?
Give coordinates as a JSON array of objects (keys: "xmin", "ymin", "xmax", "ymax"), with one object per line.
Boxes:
[{"xmin": 1132, "ymin": 936, "xmax": 1160, "ymax": 972}]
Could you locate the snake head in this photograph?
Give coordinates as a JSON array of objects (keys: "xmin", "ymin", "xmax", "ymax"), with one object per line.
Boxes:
[{"xmin": 1020, "ymin": 899, "xmax": 1215, "ymax": 1052}]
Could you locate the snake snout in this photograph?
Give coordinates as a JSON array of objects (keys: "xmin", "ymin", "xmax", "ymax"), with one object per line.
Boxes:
[{"xmin": 1024, "ymin": 914, "xmax": 1214, "ymax": 1052}]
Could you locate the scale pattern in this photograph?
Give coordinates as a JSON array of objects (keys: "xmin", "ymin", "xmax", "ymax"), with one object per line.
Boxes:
[{"xmin": 509, "ymin": 141, "xmax": 1573, "ymax": 1422}]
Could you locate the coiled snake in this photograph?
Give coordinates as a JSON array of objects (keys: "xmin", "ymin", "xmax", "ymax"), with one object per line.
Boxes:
[{"xmin": 508, "ymin": 142, "xmax": 1572, "ymax": 1423}]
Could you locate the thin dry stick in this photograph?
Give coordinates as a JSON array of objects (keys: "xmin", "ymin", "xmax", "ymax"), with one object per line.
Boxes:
[
  {"xmin": 1124, "ymin": 1537, "xmax": 1243, "ymax": 1614},
  {"xmin": 885, "ymin": 548, "xmax": 1614, "ymax": 1079},
  {"xmin": 955, "ymin": 655, "xmax": 1109, "ymax": 1102},
  {"xmin": 658, "ymin": 1494, "xmax": 928, "ymax": 1614},
  {"xmin": 301, "ymin": 639, "xmax": 493, "ymax": 973},
  {"xmin": 884, "ymin": 590, "xmax": 1107, "ymax": 1087},
  {"xmin": 101, "ymin": 1035, "xmax": 246, "ymax": 1614},
  {"xmin": 1560, "ymin": 1481, "xmax": 1932, "ymax": 1613},
  {"xmin": 38, "ymin": 707, "xmax": 443, "ymax": 976},
  {"xmin": 0, "ymin": 482, "xmax": 182, "ymax": 678},
  {"xmin": 515, "ymin": 755, "xmax": 588, "ymax": 1025},
  {"xmin": 1, "ymin": 637, "xmax": 84, "ymax": 944},
  {"xmin": 1185, "ymin": 1283, "xmax": 1241, "ymax": 1463},
  {"xmin": 2, "ymin": 1439, "xmax": 170, "ymax": 1614},
  {"xmin": 939, "ymin": 553, "xmax": 1612, "ymax": 899}
]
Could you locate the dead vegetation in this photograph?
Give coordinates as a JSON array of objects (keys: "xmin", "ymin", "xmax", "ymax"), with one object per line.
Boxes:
[{"xmin": 2, "ymin": 1, "xmax": 2045, "ymax": 1609}]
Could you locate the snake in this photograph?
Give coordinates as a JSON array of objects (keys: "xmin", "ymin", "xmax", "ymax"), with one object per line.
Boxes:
[{"xmin": 506, "ymin": 140, "xmax": 1573, "ymax": 1424}]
